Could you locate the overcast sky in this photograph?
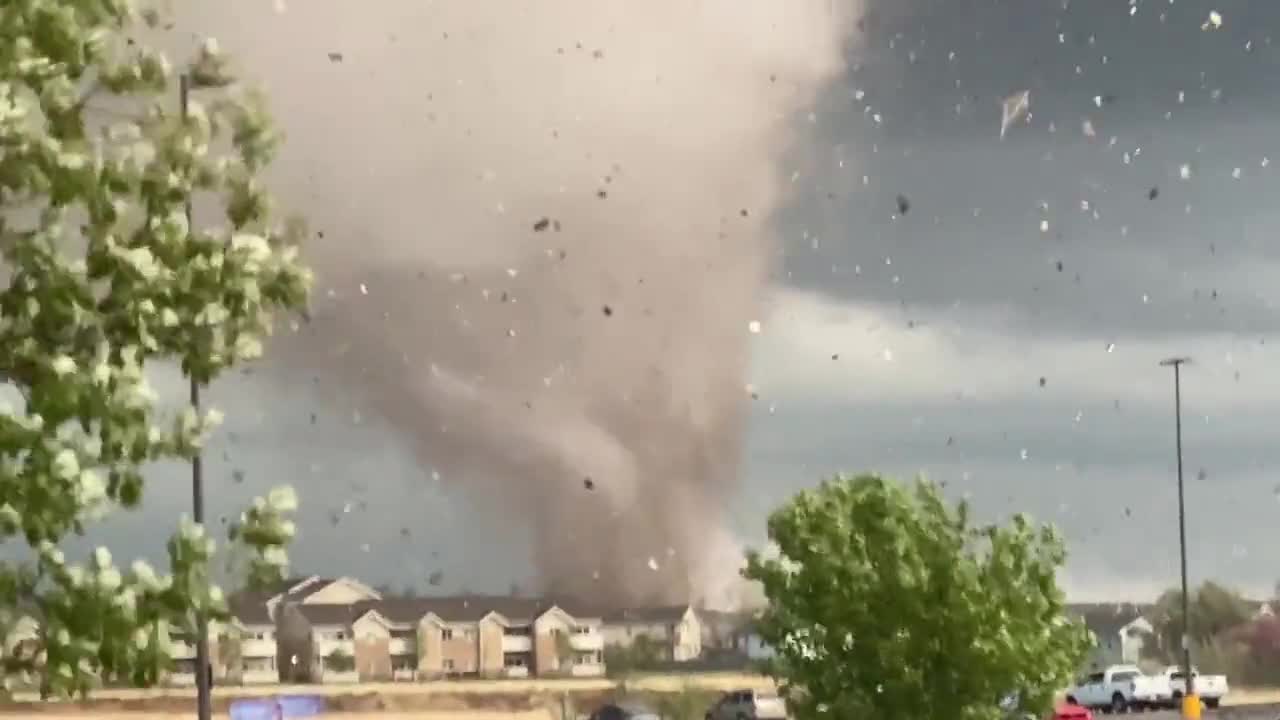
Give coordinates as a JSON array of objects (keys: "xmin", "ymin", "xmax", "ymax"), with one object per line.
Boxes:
[{"xmin": 62, "ymin": 0, "xmax": 1280, "ymax": 604}]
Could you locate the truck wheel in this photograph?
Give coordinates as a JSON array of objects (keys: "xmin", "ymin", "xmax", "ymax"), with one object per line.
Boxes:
[
  {"xmin": 1111, "ymin": 693, "xmax": 1128, "ymax": 714},
  {"xmin": 1204, "ymin": 698, "xmax": 1219, "ymax": 709}
]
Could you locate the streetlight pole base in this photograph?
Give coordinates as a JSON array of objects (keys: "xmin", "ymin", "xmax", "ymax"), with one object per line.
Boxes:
[{"xmin": 1181, "ymin": 693, "xmax": 1201, "ymax": 720}]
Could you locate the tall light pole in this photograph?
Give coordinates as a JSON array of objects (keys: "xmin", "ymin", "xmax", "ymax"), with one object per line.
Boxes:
[
  {"xmin": 1159, "ymin": 356, "xmax": 1196, "ymax": 718},
  {"xmin": 180, "ymin": 73, "xmax": 213, "ymax": 720}
]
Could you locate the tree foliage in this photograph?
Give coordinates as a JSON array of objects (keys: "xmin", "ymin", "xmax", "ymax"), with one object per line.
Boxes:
[
  {"xmin": 324, "ymin": 647, "xmax": 354, "ymax": 673},
  {"xmin": 604, "ymin": 633, "xmax": 667, "ymax": 677},
  {"xmin": 0, "ymin": 0, "xmax": 310, "ymax": 696},
  {"xmin": 744, "ymin": 473, "xmax": 1090, "ymax": 720},
  {"xmin": 1149, "ymin": 581, "xmax": 1253, "ymax": 653}
]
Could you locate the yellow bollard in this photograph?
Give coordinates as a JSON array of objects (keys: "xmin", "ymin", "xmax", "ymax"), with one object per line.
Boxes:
[{"xmin": 1181, "ymin": 693, "xmax": 1202, "ymax": 720}]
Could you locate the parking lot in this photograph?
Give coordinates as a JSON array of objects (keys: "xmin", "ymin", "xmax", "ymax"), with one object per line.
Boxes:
[{"xmin": 1139, "ymin": 705, "xmax": 1280, "ymax": 720}]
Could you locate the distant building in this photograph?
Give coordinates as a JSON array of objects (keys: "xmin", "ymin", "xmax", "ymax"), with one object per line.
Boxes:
[
  {"xmin": 266, "ymin": 581, "xmax": 605, "ymax": 682},
  {"xmin": 1067, "ymin": 603, "xmax": 1154, "ymax": 668},
  {"xmin": 601, "ymin": 605, "xmax": 703, "ymax": 662}
]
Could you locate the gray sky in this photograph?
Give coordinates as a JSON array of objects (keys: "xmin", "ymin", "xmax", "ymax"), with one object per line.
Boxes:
[{"xmin": 64, "ymin": 0, "xmax": 1280, "ymax": 604}]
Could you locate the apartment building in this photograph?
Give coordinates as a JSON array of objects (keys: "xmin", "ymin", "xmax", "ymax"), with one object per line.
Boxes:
[
  {"xmin": 6, "ymin": 574, "xmax": 621, "ymax": 687},
  {"xmin": 164, "ymin": 575, "xmax": 382, "ymax": 686},
  {"xmin": 225, "ymin": 591, "xmax": 282, "ymax": 684},
  {"xmin": 602, "ymin": 605, "xmax": 703, "ymax": 662},
  {"xmin": 278, "ymin": 595, "xmax": 606, "ymax": 682}
]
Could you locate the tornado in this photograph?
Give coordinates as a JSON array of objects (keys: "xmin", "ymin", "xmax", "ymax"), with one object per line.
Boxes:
[{"xmin": 175, "ymin": 0, "xmax": 862, "ymax": 607}]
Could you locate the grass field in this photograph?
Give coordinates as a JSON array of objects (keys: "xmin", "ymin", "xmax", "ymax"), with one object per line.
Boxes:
[
  {"xmin": 6, "ymin": 672, "xmax": 774, "ymax": 703},
  {"xmin": 0, "ymin": 673, "xmax": 773, "ymax": 718}
]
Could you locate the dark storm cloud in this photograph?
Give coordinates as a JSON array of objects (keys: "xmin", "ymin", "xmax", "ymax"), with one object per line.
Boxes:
[
  {"xmin": 740, "ymin": 395, "xmax": 1280, "ymax": 599},
  {"xmin": 780, "ymin": 0, "xmax": 1280, "ymax": 339}
]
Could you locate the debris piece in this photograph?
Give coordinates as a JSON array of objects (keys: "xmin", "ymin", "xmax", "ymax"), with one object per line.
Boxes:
[{"xmin": 1000, "ymin": 90, "xmax": 1030, "ymax": 138}]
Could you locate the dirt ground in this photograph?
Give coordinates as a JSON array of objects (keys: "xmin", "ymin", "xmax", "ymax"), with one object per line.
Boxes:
[
  {"xmin": 6, "ymin": 672, "xmax": 772, "ymax": 703},
  {"xmin": 1226, "ymin": 688, "xmax": 1280, "ymax": 706},
  {"xmin": 0, "ymin": 673, "xmax": 773, "ymax": 718}
]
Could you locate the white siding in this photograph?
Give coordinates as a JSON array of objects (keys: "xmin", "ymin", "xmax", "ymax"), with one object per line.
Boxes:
[
  {"xmin": 352, "ymin": 615, "xmax": 390, "ymax": 640},
  {"xmin": 673, "ymin": 609, "xmax": 702, "ymax": 661}
]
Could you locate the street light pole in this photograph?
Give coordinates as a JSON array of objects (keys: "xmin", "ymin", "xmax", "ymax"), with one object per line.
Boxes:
[
  {"xmin": 1160, "ymin": 356, "xmax": 1195, "ymax": 718},
  {"xmin": 180, "ymin": 73, "xmax": 213, "ymax": 720}
]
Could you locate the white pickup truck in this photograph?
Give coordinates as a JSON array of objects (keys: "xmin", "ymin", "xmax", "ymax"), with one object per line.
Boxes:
[
  {"xmin": 1155, "ymin": 666, "xmax": 1229, "ymax": 709},
  {"xmin": 1065, "ymin": 665, "xmax": 1172, "ymax": 712}
]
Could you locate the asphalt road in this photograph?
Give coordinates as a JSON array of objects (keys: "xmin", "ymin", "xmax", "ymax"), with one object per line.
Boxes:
[{"xmin": 1133, "ymin": 705, "xmax": 1280, "ymax": 720}]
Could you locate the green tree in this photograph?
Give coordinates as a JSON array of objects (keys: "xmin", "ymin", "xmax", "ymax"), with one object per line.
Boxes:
[
  {"xmin": 325, "ymin": 647, "xmax": 355, "ymax": 673},
  {"xmin": 604, "ymin": 633, "xmax": 667, "ymax": 677},
  {"xmin": 744, "ymin": 473, "xmax": 1090, "ymax": 720},
  {"xmin": 0, "ymin": 0, "xmax": 310, "ymax": 697},
  {"xmin": 1149, "ymin": 581, "xmax": 1254, "ymax": 663}
]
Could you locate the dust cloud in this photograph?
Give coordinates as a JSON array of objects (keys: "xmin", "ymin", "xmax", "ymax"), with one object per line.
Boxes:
[{"xmin": 174, "ymin": 0, "xmax": 861, "ymax": 608}]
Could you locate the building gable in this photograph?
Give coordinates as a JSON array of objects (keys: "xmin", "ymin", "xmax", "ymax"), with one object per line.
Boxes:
[
  {"xmin": 353, "ymin": 611, "xmax": 392, "ymax": 640},
  {"xmin": 533, "ymin": 606, "xmax": 575, "ymax": 632},
  {"xmin": 302, "ymin": 577, "xmax": 382, "ymax": 605}
]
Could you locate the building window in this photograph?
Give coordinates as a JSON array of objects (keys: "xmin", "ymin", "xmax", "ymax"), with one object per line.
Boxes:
[
  {"xmin": 443, "ymin": 659, "xmax": 455, "ymax": 671},
  {"xmin": 442, "ymin": 629, "xmax": 453, "ymax": 641},
  {"xmin": 463, "ymin": 628, "xmax": 475, "ymax": 640}
]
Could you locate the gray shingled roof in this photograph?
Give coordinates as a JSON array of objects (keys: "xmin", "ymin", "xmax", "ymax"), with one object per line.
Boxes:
[
  {"xmin": 365, "ymin": 595, "xmax": 559, "ymax": 624},
  {"xmin": 276, "ymin": 592, "xmax": 604, "ymax": 630},
  {"xmin": 603, "ymin": 605, "xmax": 692, "ymax": 624},
  {"xmin": 293, "ymin": 603, "xmax": 367, "ymax": 627},
  {"xmin": 228, "ymin": 591, "xmax": 274, "ymax": 626},
  {"xmin": 1066, "ymin": 603, "xmax": 1153, "ymax": 637}
]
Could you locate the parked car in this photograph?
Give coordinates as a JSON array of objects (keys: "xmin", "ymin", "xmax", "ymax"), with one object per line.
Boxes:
[
  {"xmin": 1064, "ymin": 664, "xmax": 1172, "ymax": 712},
  {"xmin": 1155, "ymin": 666, "xmax": 1229, "ymax": 709},
  {"xmin": 705, "ymin": 688, "xmax": 788, "ymax": 720},
  {"xmin": 589, "ymin": 702, "xmax": 663, "ymax": 720},
  {"xmin": 1000, "ymin": 692, "xmax": 1092, "ymax": 720},
  {"xmin": 1052, "ymin": 700, "xmax": 1093, "ymax": 720}
]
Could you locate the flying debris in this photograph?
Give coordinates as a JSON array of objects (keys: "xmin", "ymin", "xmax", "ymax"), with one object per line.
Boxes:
[{"xmin": 1000, "ymin": 90, "xmax": 1030, "ymax": 139}]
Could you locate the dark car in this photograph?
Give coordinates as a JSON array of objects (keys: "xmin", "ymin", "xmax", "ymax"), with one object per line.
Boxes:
[{"xmin": 589, "ymin": 701, "xmax": 663, "ymax": 720}]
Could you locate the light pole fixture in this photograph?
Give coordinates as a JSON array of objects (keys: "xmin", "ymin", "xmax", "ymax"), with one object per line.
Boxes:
[
  {"xmin": 1159, "ymin": 356, "xmax": 1196, "ymax": 719},
  {"xmin": 180, "ymin": 73, "xmax": 213, "ymax": 720}
]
